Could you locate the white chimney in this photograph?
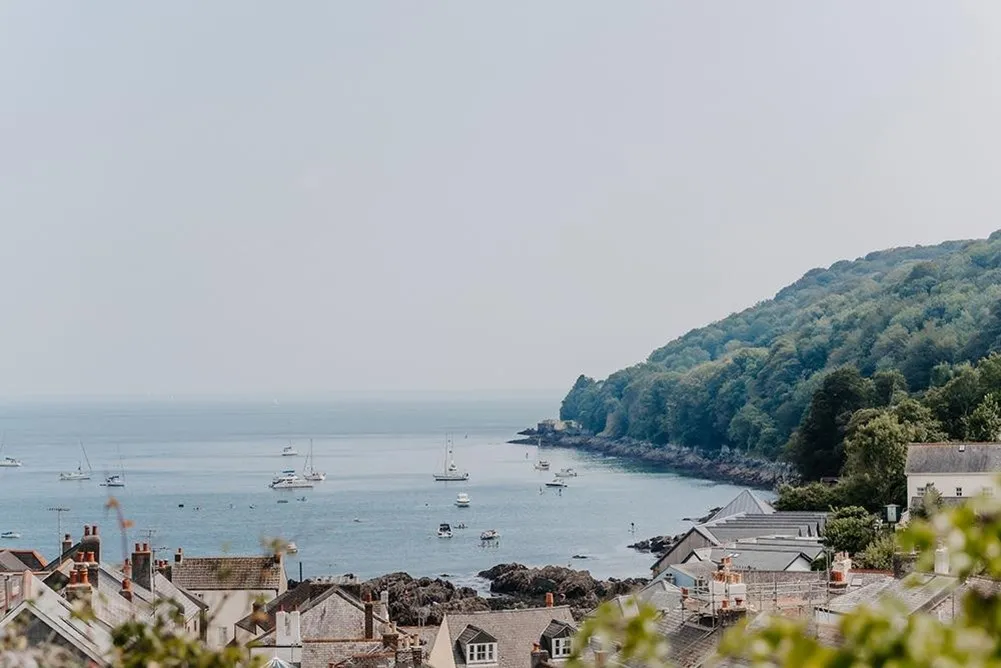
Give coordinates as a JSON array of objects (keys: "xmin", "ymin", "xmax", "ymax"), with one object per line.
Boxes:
[
  {"xmin": 934, "ymin": 547, "xmax": 950, "ymax": 575},
  {"xmin": 289, "ymin": 610, "xmax": 302, "ymax": 645},
  {"xmin": 276, "ymin": 611, "xmax": 289, "ymax": 646}
]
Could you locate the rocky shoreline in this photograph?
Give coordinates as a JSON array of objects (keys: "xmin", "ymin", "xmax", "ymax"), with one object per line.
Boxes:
[
  {"xmin": 361, "ymin": 563, "xmax": 647, "ymax": 624},
  {"xmin": 511, "ymin": 429, "xmax": 794, "ymax": 489}
]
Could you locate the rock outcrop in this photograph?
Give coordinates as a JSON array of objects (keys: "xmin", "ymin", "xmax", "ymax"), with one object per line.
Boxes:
[
  {"xmin": 511, "ymin": 431, "xmax": 794, "ymax": 488},
  {"xmin": 362, "ymin": 572, "xmax": 489, "ymax": 626},
  {"xmin": 626, "ymin": 534, "xmax": 679, "ymax": 555},
  {"xmin": 477, "ymin": 563, "xmax": 647, "ymax": 619}
]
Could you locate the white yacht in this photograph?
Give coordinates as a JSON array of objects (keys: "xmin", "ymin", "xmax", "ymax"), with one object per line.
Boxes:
[
  {"xmin": 480, "ymin": 529, "xmax": 500, "ymax": 541},
  {"xmin": 534, "ymin": 460, "xmax": 550, "ymax": 471},
  {"xmin": 1, "ymin": 532, "xmax": 20, "ymax": 540},
  {"xmin": 270, "ymin": 471, "xmax": 313, "ymax": 489},
  {"xmin": 60, "ymin": 442, "xmax": 94, "ymax": 481},
  {"xmin": 286, "ymin": 542, "xmax": 299, "ymax": 554},
  {"xmin": 303, "ymin": 439, "xmax": 326, "ymax": 481},
  {"xmin": 100, "ymin": 474, "xmax": 125, "ymax": 488},
  {"xmin": 545, "ymin": 477, "xmax": 568, "ymax": 488},
  {"xmin": 433, "ymin": 436, "xmax": 469, "ymax": 481},
  {"xmin": 437, "ymin": 523, "xmax": 453, "ymax": 538},
  {"xmin": 455, "ymin": 493, "xmax": 471, "ymax": 508},
  {"xmin": 555, "ymin": 467, "xmax": 578, "ymax": 478},
  {"xmin": 281, "ymin": 443, "xmax": 299, "ymax": 457}
]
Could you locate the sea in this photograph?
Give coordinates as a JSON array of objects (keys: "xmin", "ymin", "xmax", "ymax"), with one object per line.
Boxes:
[{"xmin": 0, "ymin": 396, "xmax": 753, "ymax": 588}]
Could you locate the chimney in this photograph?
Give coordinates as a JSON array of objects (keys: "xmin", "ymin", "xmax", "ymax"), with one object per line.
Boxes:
[
  {"xmin": 383, "ymin": 626, "xmax": 400, "ymax": 650},
  {"xmin": 380, "ymin": 589, "xmax": 390, "ymax": 620},
  {"xmin": 934, "ymin": 547, "xmax": 950, "ymax": 575},
  {"xmin": 61, "ymin": 534, "xmax": 73, "ymax": 556},
  {"xmin": 412, "ymin": 645, "xmax": 424, "ymax": 668},
  {"xmin": 174, "ymin": 547, "xmax": 183, "ymax": 565},
  {"xmin": 531, "ymin": 643, "xmax": 551, "ymax": 668},
  {"xmin": 85, "ymin": 551, "xmax": 99, "ymax": 591},
  {"xmin": 545, "ymin": 592, "xmax": 554, "ymax": 608},
  {"xmin": 65, "ymin": 554, "xmax": 93, "ymax": 606},
  {"xmin": 81, "ymin": 525, "xmax": 100, "ymax": 565},
  {"xmin": 120, "ymin": 578, "xmax": 133, "ymax": 602},
  {"xmin": 132, "ymin": 543, "xmax": 153, "ymax": 592},
  {"xmin": 364, "ymin": 595, "xmax": 375, "ymax": 639}
]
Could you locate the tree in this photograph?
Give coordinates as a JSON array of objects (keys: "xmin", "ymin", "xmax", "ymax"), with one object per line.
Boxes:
[
  {"xmin": 854, "ymin": 532, "xmax": 895, "ymax": 570},
  {"xmin": 789, "ymin": 367, "xmax": 874, "ymax": 480},
  {"xmin": 841, "ymin": 411, "xmax": 909, "ymax": 506},
  {"xmin": 964, "ymin": 393, "xmax": 1001, "ymax": 441},
  {"xmin": 823, "ymin": 506, "xmax": 877, "ymax": 556}
]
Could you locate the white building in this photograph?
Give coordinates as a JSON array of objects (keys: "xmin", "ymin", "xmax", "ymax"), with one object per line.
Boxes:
[{"xmin": 905, "ymin": 443, "xmax": 1001, "ymax": 508}]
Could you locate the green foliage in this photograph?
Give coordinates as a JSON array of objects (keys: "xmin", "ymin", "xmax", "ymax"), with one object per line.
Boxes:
[
  {"xmin": 111, "ymin": 613, "xmax": 259, "ymax": 668},
  {"xmin": 823, "ymin": 506, "xmax": 878, "ymax": 556},
  {"xmin": 720, "ymin": 484, "xmax": 1001, "ymax": 667},
  {"xmin": 854, "ymin": 532, "xmax": 896, "ymax": 570},
  {"xmin": 560, "ymin": 233, "xmax": 1001, "ymax": 463},
  {"xmin": 567, "ymin": 598, "xmax": 666, "ymax": 668}
]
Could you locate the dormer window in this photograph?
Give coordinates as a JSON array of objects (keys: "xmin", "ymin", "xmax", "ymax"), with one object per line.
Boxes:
[
  {"xmin": 551, "ymin": 637, "xmax": 572, "ymax": 658},
  {"xmin": 467, "ymin": 642, "xmax": 497, "ymax": 664},
  {"xmin": 458, "ymin": 624, "xmax": 499, "ymax": 665}
]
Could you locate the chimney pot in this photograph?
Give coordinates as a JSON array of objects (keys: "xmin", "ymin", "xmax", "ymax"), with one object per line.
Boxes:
[
  {"xmin": 69, "ymin": 570, "xmax": 79, "ymax": 585},
  {"xmin": 92, "ymin": 525, "xmax": 98, "ymax": 536},
  {"xmin": 75, "ymin": 551, "xmax": 84, "ymax": 563},
  {"xmin": 84, "ymin": 526, "xmax": 91, "ymax": 538},
  {"xmin": 79, "ymin": 569, "xmax": 89, "ymax": 585},
  {"xmin": 364, "ymin": 600, "xmax": 375, "ymax": 639},
  {"xmin": 174, "ymin": 548, "xmax": 183, "ymax": 564}
]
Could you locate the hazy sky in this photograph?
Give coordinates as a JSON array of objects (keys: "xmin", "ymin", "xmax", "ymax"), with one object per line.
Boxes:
[{"xmin": 2, "ymin": 2, "xmax": 1001, "ymax": 398}]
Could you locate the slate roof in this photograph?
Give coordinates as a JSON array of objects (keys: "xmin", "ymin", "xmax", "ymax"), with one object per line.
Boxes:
[
  {"xmin": 445, "ymin": 607, "xmax": 576, "ymax": 668},
  {"xmin": 818, "ymin": 574, "xmax": 957, "ymax": 616},
  {"xmin": 708, "ymin": 490, "xmax": 775, "ymax": 523},
  {"xmin": 0, "ymin": 551, "xmax": 34, "ymax": 573},
  {"xmin": 170, "ymin": 555, "xmax": 285, "ymax": 591},
  {"xmin": 252, "ymin": 584, "xmax": 390, "ymax": 647},
  {"xmin": 668, "ymin": 561, "xmax": 719, "ymax": 582},
  {"xmin": 709, "ymin": 549, "xmax": 807, "ymax": 572},
  {"xmin": 905, "ymin": 443, "xmax": 1001, "ymax": 474},
  {"xmin": 235, "ymin": 579, "xmax": 337, "ymax": 634},
  {"xmin": 0, "ymin": 550, "xmax": 47, "ymax": 572}
]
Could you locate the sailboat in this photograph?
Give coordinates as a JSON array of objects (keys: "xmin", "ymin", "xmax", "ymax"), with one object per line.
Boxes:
[
  {"xmin": 0, "ymin": 434, "xmax": 22, "ymax": 468},
  {"xmin": 303, "ymin": 439, "xmax": 326, "ymax": 482},
  {"xmin": 60, "ymin": 442, "xmax": 94, "ymax": 481},
  {"xmin": 433, "ymin": 435, "xmax": 469, "ymax": 481},
  {"xmin": 100, "ymin": 449, "xmax": 126, "ymax": 487}
]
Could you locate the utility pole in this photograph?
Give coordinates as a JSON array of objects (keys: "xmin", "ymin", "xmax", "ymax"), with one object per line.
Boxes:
[{"xmin": 47, "ymin": 507, "xmax": 70, "ymax": 559}]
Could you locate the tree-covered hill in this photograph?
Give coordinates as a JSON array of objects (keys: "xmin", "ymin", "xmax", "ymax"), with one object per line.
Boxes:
[{"xmin": 560, "ymin": 231, "xmax": 1001, "ymax": 461}]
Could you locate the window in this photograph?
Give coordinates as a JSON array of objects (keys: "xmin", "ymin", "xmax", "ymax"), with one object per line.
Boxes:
[
  {"xmin": 956, "ymin": 487, "xmax": 963, "ymax": 497},
  {"xmin": 552, "ymin": 637, "xmax": 572, "ymax": 658},
  {"xmin": 467, "ymin": 643, "xmax": 497, "ymax": 664}
]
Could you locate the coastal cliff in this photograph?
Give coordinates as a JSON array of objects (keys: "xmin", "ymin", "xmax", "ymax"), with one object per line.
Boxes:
[{"xmin": 511, "ymin": 429, "xmax": 794, "ymax": 489}]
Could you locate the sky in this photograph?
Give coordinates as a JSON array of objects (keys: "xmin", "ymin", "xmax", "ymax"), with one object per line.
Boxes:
[{"xmin": 2, "ymin": 2, "xmax": 1001, "ymax": 399}]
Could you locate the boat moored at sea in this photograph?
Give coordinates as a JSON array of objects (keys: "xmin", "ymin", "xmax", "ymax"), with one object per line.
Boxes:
[
  {"xmin": 281, "ymin": 443, "xmax": 299, "ymax": 457},
  {"xmin": 100, "ymin": 474, "xmax": 125, "ymax": 488},
  {"xmin": 480, "ymin": 529, "xmax": 499, "ymax": 541},
  {"xmin": 545, "ymin": 477, "xmax": 568, "ymax": 488},
  {"xmin": 303, "ymin": 439, "xmax": 326, "ymax": 481},
  {"xmin": 437, "ymin": 523, "xmax": 453, "ymax": 538},
  {"xmin": 433, "ymin": 436, "xmax": 469, "ymax": 481},
  {"xmin": 455, "ymin": 493, "xmax": 471, "ymax": 508},
  {"xmin": 0, "ymin": 436, "xmax": 21, "ymax": 468},
  {"xmin": 1, "ymin": 531, "xmax": 20, "ymax": 540},
  {"xmin": 270, "ymin": 471, "xmax": 314, "ymax": 489},
  {"xmin": 286, "ymin": 542, "xmax": 299, "ymax": 554},
  {"xmin": 534, "ymin": 460, "xmax": 550, "ymax": 471},
  {"xmin": 60, "ymin": 441, "xmax": 94, "ymax": 481},
  {"xmin": 555, "ymin": 467, "xmax": 577, "ymax": 478}
]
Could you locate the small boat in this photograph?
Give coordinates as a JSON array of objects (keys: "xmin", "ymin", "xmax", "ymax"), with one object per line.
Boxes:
[
  {"xmin": 270, "ymin": 471, "xmax": 313, "ymax": 489},
  {"xmin": 277, "ymin": 499, "xmax": 289, "ymax": 504},
  {"xmin": 1, "ymin": 532, "xmax": 20, "ymax": 540},
  {"xmin": 455, "ymin": 493, "xmax": 471, "ymax": 508},
  {"xmin": 555, "ymin": 467, "xmax": 578, "ymax": 478},
  {"xmin": 534, "ymin": 460, "xmax": 550, "ymax": 471},
  {"xmin": 303, "ymin": 439, "xmax": 326, "ymax": 481},
  {"xmin": 100, "ymin": 474, "xmax": 125, "ymax": 488},
  {"xmin": 60, "ymin": 442, "xmax": 94, "ymax": 480},
  {"xmin": 545, "ymin": 477, "xmax": 568, "ymax": 488},
  {"xmin": 456, "ymin": 523, "xmax": 468, "ymax": 529},
  {"xmin": 437, "ymin": 523, "xmax": 453, "ymax": 538},
  {"xmin": 480, "ymin": 529, "xmax": 500, "ymax": 541},
  {"xmin": 286, "ymin": 542, "xmax": 298, "ymax": 554},
  {"xmin": 433, "ymin": 435, "xmax": 469, "ymax": 481},
  {"xmin": 281, "ymin": 443, "xmax": 299, "ymax": 457},
  {"xmin": 0, "ymin": 436, "xmax": 21, "ymax": 468}
]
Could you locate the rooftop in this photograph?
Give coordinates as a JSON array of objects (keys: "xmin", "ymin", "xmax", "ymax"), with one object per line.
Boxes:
[
  {"xmin": 708, "ymin": 489, "xmax": 774, "ymax": 523},
  {"xmin": 445, "ymin": 606, "xmax": 576, "ymax": 668},
  {"xmin": 169, "ymin": 554, "xmax": 284, "ymax": 591},
  {"xmin": 905, "ymin": 442, "xmax": 1001, "ymax": 474}
]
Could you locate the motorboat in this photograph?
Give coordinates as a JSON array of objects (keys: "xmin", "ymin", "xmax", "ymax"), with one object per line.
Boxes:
[
  {"xmin": 455, "ymin": 493, "xmax": 471, "ymax": 508},
  {"xmin": 545, "ymin": 477, "xmax": 568, "ymax": 488},
  {"xmin": 281, "ymin": 444, "xmax": 299, "ymax": 457},
  {"xmin": 286, "ymin": 542, "xmax": 299, "ymax": 554},
  {"xmin": 270, "ymin": 471, "xmax": 314, "ymax": 489},
  {"xmin": 303, "ymin": 439, "xmax": 326, "ymax": 481},
  {"xmin": 437, "ymin": 523, "xmax": 453, "ymax": 538},
  {"xmin": 534, "ymin": 460, "xmax": 551, "ymax": 471},
  {"xmin": 555, "ymin": 467, "xmax": 578, "ymax": 478},
  {"xmin": 433, "ymin": 435, "xmax": 469, "ymax": 481},
  {"xmin": 1, "ymin": 532, "xmax": 20, "ymax": 540},
  {"xmin": 100, "ymin": 474, "xmax": 126, "ymax": 488},
  {"xmin": 480, "ymin": 529, "xmax": 500, "ymax": 541},
  {"xmin": 60, "ymin": 442, "xmax": 94, "ymax": 480},
  {"xmin": 0, "ymin": 435, "xmax": 21, "ymax": 468}
]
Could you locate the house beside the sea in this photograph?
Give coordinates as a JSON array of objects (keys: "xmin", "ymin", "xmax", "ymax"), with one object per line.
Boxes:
[{"xmin": 905, "ymin": 442, "xmax": 1001, "ymax": 509}]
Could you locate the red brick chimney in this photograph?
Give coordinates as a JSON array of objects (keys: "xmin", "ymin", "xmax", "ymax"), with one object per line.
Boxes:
[
  {"xmin": 412, "ymin": 645, "xmax": 424, "ymax": 668},
  {"xmin": 80, "ymin": 525, "xmax": 100, "ymax": 564},
  {"xmin": 120, "ymin": 578, "xmax": 133, "ymax": 602},
  {"xmin": 65, "ymin": 552, "xmax": 93, "ymax": 605},
  {"xmin": 545, "ymin": 592, "xmax": 554, "ymax": 608},
  {"xmin": 61, "ymin": 533, "xmax": 73, "ymax": 556}
]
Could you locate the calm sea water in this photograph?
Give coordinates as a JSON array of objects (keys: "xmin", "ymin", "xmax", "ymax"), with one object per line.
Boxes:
[{"xmin": 0, "ymin": 397, "xmax": 752, "ymax": 585}]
